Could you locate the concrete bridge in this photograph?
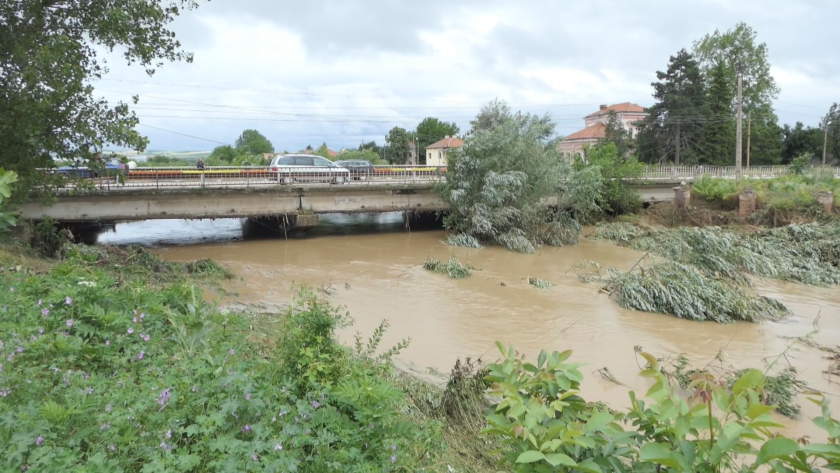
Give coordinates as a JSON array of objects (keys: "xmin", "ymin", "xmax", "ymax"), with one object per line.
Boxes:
[{"xmin": 20, "ymin": 181, "xmax": 682, "ymax": 223}]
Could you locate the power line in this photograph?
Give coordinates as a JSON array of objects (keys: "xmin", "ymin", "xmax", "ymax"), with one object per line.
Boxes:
[{"xmin": 137, "ymin": 123, "xmax": 229, "ymax": 145}]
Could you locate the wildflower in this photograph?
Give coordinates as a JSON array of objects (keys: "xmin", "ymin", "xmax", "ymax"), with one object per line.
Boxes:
[
  {"xmin": 133, "ymin": 309, "xmax": 137, "ymax": 315},
  {"xmin": 108, "ymin": 445, "xmax": 115, "ymax": 452},
  {"xmin": 166, "ymin": 430, "xmax": 171, "ymax": 439},
  {"xmin": 65, "ymin": 319, "xmax": 73, "ymax": 327},
  {"xmin": 41, "ymin": 309, "xmax": 49, "ymax": 317},
  {"xmin": 133, "ymin": 317, "xmax": 137, "ymax": 323},
  {"xmin": 251, "ymin": 453, "xmax": 259, "ymax": 462},
  {"xmin": 392, "ymin": 445, "xmax": 397, "ymax": 451},
  {"xmin": 274, "ymin": 443, "xmax": 283, "ymax": 451},
  {"xmin": 65, "ymin": 296, "xmax": 72, "ymax": 305},
  {"xmin": 9, "ymin": 287, "xmax": 13, "ymax": 292},
  {"xmin": 105, "ymin": 404, "xmax": 112, "ymax": 413},
  {"xmin": 311, "ymin": 400, "xmax": 320, "ymax": 409},
  {"xmin": 127, "ymin": 327, "xmax": 134, "ymax": 334},
  {"xmin": 157, "ymin": 388, "xmax": 171, "ymax": 408},
  {"xmin": 231, "ymin": 412, "xmax": 239, "ymax": 420},
  {"xmin": 229, "ymin": 348, "xmax": 235, "ymax": 355},
  {"xmin": 35, "ymin": 436, "xmax": 43, "ymax": 446},
  {"xmin": 159, "ymin": 442, "xmax": 171, "ymax": 450},
  {"xmin": 244, "ymin": 392, "xmax": 251, "ymax": 401},
  {"xmin": 302, "ymin": 413, "xmax": 309, "ymax": 421},
  {"xmin": 16, "ymin": 347, "xmax": 23, "ymax": 353},
  {"xmin": 100, "ymin": 423, "xmax": 110, "ymax": 431},
  {"xmin": 83, "ymin": 373, "xmax": 90, "ymax": 380},
  {"xmin": 391, "ymin": 455, "xmax": 397, "ymax": 463},
  {"xmin": 38, "ymin": 329, "xmax": 44, "ymax": 335},
  {"xmin": 105, "ymin": 340, "xmax": 110, "ymax": 346},
  {"xmin": 0, "ymin": 388, "xmax": 9, "ymax": 397},
  {"xmin": 272, "ymin": 416, "xmax": 276, "ymax": 422},
  {"xmin": 140, "ymin": 312, "xmax": 145, "ymax": 319},
  {"xmin": 137, "ymin": 351, "xmax": 144, "ymax": 360},
  {"xmin": 37, "ymin": 300, "xmax": 42, "ymax": 306},
  {"xmin": 281, "ymin": 387, "xmax": 286, "ymax": 394},
  {"xmin": 143, "ymin": 334, "xmax": 150, "ymax": 342},
  {"xmin": 242, "ymin": 425, "xmax": 251, "ymax": 434}
]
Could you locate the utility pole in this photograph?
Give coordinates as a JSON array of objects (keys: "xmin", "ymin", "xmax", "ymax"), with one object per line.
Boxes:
[
  {"xmin": 823, "ymin": 118, "xmax": 831, "ymax": 165},
  {"xmin": 735, "ymin": 75, "xmax": 743, "ymax": 181},
  {"xmin": 675, "ymin": 122, "xmax": 681, "ymax": 165},
  {"xmin": 746, "ymin": 112, "xmax": 751, "ymax": 169}
]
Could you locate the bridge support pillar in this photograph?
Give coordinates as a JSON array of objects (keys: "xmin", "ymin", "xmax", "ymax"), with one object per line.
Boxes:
[
  {"xmin": 738, "ymin": 188, "xmax": 757, "ymax": 219},
  {"xmin": 817, "ymin": 191, "xmax": 835, "ymax": 214},
  {"xmin": 243, "ymin": 214, "xmax": 320, "ymax": 239}
]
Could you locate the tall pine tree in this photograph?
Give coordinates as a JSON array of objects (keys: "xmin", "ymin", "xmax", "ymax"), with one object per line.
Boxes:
[
  {"xmin": 699, "ymin": 61, "xmax": 735, "ymax": 165},
  {"xmin": 637, "ymin": 49, "xmax": 706, "ymax": 165}
]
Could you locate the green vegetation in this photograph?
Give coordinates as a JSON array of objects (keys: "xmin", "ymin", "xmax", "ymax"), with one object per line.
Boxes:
[
  {"xmin": 693, "ymin": 173, "xmax": 840, "ymax": 214},
  {"xmin": 385, "ymin": 127, "xmax": 411, "ymax": 164},
  {"xmin": 485, "ymin": 344, "xmax": 840, "ymax": 472},
  {"xmin": 334, "ymin": 149, "xmax": 385, "ymax": 165},
  {"xmin": 436, "ymin": 100, "xmax": 597, "ymax": 253},
  {"xmin": 443, "ymin": 233, "xmax": 484, "ymax": 249},
  {"xmin": 578, "ymin": 143, "xmax": 644, "ymax": 216},
  {"xmin": 0, "ymin": 169, "xmax": 19, "ymax": 231},
  {"xmin": 423, "ymin": 256, "xmax": 473, "ymax": 279},
  {"xmin": 1, "ymin": 0, "xmax": 201, "ymax": 200},
  {"xmin": 415, "ymin": 117, "xmax": 460, "ymax": 164},
  {"xmin": 527, "ymin": 276, "xmax": 554, "ymax": 289}
]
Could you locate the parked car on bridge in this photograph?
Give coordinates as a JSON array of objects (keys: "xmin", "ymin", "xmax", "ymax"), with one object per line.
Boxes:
[
  {"xmin": 334, "ymin": 159, "xmax": 375, "ymax": 180},
  {"xmin": 268, "ymin": 154, "xmax": 350, "ymax": 184},
  {"xmin": 56, "ymin": 158, "xmax": 127, "ymax": 179}
]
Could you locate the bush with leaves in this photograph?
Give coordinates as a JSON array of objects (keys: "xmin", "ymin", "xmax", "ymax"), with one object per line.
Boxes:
[
  {"xmin": 0, "ymin": 169, "xmax": 19, "ymax": 231},
  {"xmin": 423, "ymin": 256, "xmax": 474, "ymax": 279},
  {"xmin": 577, "ymin": 143, "xmax": 644, "ymax": 216},
  {"xmin": 436, "ymin": 100, "xmax": 599, "ymax": 253}
]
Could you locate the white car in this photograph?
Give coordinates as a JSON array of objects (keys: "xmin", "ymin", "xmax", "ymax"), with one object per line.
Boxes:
[{"xmin": 268, "ymin": 154, "xmax": 351, "ymax": 184}]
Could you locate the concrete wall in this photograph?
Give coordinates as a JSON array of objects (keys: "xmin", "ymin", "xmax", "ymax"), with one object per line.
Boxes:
[{"xmin": 426, "ymin": 149, "xmax": 449, "ymax": 166}]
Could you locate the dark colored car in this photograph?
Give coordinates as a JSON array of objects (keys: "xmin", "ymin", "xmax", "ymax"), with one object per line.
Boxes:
[
  {"xmin": 334, "ymin": 160, "xmax": 375, "ymax": 180},
  {"xmin": 57, "ymin": 158, "xmax": 126, "ymax": 179}
]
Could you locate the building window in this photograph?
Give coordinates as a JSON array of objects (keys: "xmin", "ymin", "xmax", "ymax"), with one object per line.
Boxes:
[
  {"xmin": 438, "ymin": 152, "xmax": 441, "ymax": 159},
  {"xmin": 427, "ymin": 152, "xmax": 431, "ymax": 160}
]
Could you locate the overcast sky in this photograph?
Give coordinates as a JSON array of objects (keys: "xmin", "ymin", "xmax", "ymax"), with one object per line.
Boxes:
[{"xmin": 95, "ymin": 0, "xmax": 840, "ymax": 153}]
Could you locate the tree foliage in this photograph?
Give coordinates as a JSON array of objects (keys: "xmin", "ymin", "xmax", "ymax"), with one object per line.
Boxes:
[
  {"xmin": 600, "ymin": 111, "xmax": 631, "ymax": 158},
  {"xmin": 0, "ymin": 169, "xmax": 19, "ymax": 231},
  {"xmin": 579, "ymin": 143, "xmax": 643, "ymax": 216},
  {"xmin": 209, "ymin": 145, "xmax": 237, "ymax": 163},
  {"xmin": 0, "ymin": 0, "xmax": 202, "ymax": 201},
  {"xmin": 234, "ymin": 129, "xmax": 274, "ymax": 155},
  {"xmin": 416, "ymin": 117, "xmax": 459, "ymax": 164},
  {"xmin": 336, "ymin": 148, "xmax": 385, "ymax": 165},
  {"xmin": 824, "ymin": 103, "xmax": 840, "ymax": 164},
  {"xmin": 436, "ymin": 100, "xmax": 594, "ymax": 253},
  {"xmin": 782, "ymin": 123, "xmax": 823, "ymax": 164},
  {"xmin": 637, "ymin": 49, "xmax": 706, "ymax": 165},
  {"xmin": 385, "ymin": 127, "xmax": 410, "ymax": 164},
  {"xmin": 699, "ymin": 60, "xmax": 736, "ymax": 165}
]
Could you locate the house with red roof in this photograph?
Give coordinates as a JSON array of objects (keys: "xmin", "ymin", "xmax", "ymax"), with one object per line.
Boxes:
[
  {"xmin": 558, "ymin": 103, "xmax": 647, "ymax": 156},
  {"xmin": 425, "ymin": 136, "xmax": 464, "ymax": 166}
]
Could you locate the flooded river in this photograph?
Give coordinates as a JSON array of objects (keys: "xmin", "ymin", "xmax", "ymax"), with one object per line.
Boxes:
[{"xmin": 99, "ymin": 215, "xmax": 840, "ymax": 439}]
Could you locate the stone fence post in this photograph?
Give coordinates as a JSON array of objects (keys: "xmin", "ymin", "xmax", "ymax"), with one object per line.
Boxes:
[
  {"xmin": 673, "ymin": 182, "xmax": 690, "ymax": 209},
  {"xmin": 738, "ymin": 188, "xmax": 757, "ymax": 219},
  {"xmin": 817, "ymin": 191, "xmax": 835, "ymax": 214}
]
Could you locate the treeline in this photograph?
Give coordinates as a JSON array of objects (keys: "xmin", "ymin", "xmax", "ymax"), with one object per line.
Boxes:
[{"xmin": 635, "ymin": 23, "xmax": 839, "ymax": 166}]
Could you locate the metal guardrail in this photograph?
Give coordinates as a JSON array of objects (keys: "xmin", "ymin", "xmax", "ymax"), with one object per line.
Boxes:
[{"xmin": 55, "ymin": 165, "xmax": 840, "ymax": 191}]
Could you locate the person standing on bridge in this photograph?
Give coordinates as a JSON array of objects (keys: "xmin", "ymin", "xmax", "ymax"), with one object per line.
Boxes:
[{"xmin": 196, "ymin": 158, "xmax": 205, "ymax": 170}]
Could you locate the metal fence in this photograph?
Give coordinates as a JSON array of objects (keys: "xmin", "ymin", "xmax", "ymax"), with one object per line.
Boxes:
[{"xmin": 56, "ymin": 164, "xmax": 840, "ymax": 191}]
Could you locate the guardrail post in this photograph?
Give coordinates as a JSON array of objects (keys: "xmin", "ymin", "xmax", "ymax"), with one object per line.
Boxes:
[
  {"xmin": 200, "ymin": 171, "xmax": 205, "ymax": 188},
  {"xmin": 156, "ymin": 171, "xmax": 159, "ymax": 190}
]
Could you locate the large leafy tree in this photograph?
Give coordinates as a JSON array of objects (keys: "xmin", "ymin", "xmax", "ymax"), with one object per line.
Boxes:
[
  {"xmin": 385, "ymin": 126, "xmax": 410, "ymax": 164},
  {"xmin": 693, "ymin": 22, "xmax": 783, "ymax": 164},
  {"xmin": 234, "ymin": 129, "xmax": 274, "ymax": 155},
  {"xmin": 579, "ymin": 143, "xmax": 643, "ymax": 216},
  {"xmin": 600, "ymin": 111, "xmax": 631, "ymax": 158},
  {"xmin": 781, "ymin": 123, "xmax": 822, "ymax": 164},
  {"xmin": 637, "ymin": 49, "xmax": 706, "ymax": 165},
  {"xmin": 416, "ymin": 117, "xmax": 459, "ymax": 164},
  {"xmin": 0, "ymin": 0, "xmax": 203, "ymax": 201},
  {"xmin": 823, "ymin": 103, "xmax": 840, "ymax": 164},
  {"xmin": 209, "ymin": 145, "xmax": 237, "ymax": 163},
  {"xmin": 436, "ymin": 100, "xmax": 600, "ymax": 253}
]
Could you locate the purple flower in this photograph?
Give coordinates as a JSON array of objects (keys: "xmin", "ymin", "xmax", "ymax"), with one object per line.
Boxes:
[
  {"xmin": 157, "ymin": 388, "xmax": 171, "ymax": 408},
  {"xmin": 242, "ymin": 425, "xmax": 251, "ymax": 434},
  {"xmin": 251, "ymin": 453, "xmax": 259, "ymax": 462},
  {"xmin": 83, "ymin": 373, "xmax": 90, "ymax": 380},
  {"xmin": 229, "ymin": 348, "xmax": 235, "ymax": 355},
  {"xmin": 16, "ymin": 347, "xmax": 23, "ymax": 353},
  {"xmin": 65, "ymin": 319, "xmax": 73, "ymax": 327},
  {"xmin": 274, "ymin": 443, "xmax": 283, "ymax": 451},
  {"xmin": 35, "ymin": 436, "xmax": 43, "ymax": 446},
  {"xmin": 9, "ymin": 287, "xmax": 13, "ymax": 292},
  {"xmin": 245, "ymin": 392, "xmax": 251, "ymax": 401},
  {"xmin": 105, "ymin": 404, "xmax": 112, "ymax": 413},
  {"xmin": 65, "ymin": 296, "xmax": 72, "ymax": 305},
  {"xmin": 38, "ymin": 328, "xmax": 44, "ymax": 335},
  {"xmin": 392, "ymin": 444, "xmax": 397, "ymax": 451},
  {"xmin": 159, "ymin": 442, "xmax": 171, "ymax": 450},
  {"xmin": 311, "ymin": 400, "xmax": 320, "ymax": 409},
  {"xmin": 0, "ymin": 388, "xmax": 9, "ymax": 397},
  {"xmin": 108, "ymin": 444, "xmax": 115, "ymax": 452},
  {"xmin": 166, "ymin": 429, "xmax": 172, "ymax": 439},
  {"xmin": 100, "ymin": 423, "xmax": 110, "ymax": 431},
  {"xmin": 140, "ymin": 312, "xmax": 145, "ymax": 319},
  {"xmin": 127, "ymin": 327, "xmax": 134, "ymax": 334},
  {"xmin": 133, "ymin": 317, "xmax": 137, "ymax": 323},
  {"xmin": 41, "ymin": 309, "xmax": 49, "ymax": 317},
  {"xmin": 143, "ymin": 334, "xmax": 150, "ymax": 342},
  {"xmin": 272, "ymin": 416, "xmax": 276, "ymax": 422},
  {"xmin": 137, "ymin": 351, "xmax": 144, "ymax": 360},
  {"xmin": 105, "ymin": 340, "xmax": 110, "ymax": 346},
  {"xmin": 391, "ymin": 455, "xmax": 397, "ymax": 463},
  {"xmin": 37, "ymin": 300, "xmax": 42, "ymax": 306}
]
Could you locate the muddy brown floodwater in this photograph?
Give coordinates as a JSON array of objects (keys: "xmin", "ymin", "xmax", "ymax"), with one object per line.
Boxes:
[{"xmin": 101, "ymin": 216, "xmax": 840, "ymax": 441}]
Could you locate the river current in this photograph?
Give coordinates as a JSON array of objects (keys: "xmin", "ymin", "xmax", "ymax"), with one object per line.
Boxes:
[{"xmin": 98, "ymin": 214, "xmax": 840, "ymax": 439}]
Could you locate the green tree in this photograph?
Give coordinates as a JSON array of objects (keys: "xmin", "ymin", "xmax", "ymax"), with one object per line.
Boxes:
[
  {"xmin": 637, "ymin": 49, "xmax": 707, "ymax": 165},
  {"xmin": 600, "ymin": 111, "xmax": 631, "ymax": 158},
  {"xmin": 234, "ymin": 129, "xmax": 274, "ymax": 155},
  {"xmin": 436, "ymin": 100, "xmax": 598, "ymax": 253},
  {"xmin": 315, "ymin": 142, "xmax": 332, "ymax": 160},
  {"xmin": 335, "ymin": 149, "xmax": 385, "ymax": 165},
  {"xmin": 781, "ymin": 123, "xmax": 822, "ymax": 163},
  {"xmin": 416, "ymin": 117, "xmax": 459, "ymax": 164},
  {"xmin": 209, "ymin": 145, "xmax": 237, "ymax": 163},
  {"xmin": 579, "ymin": 143, "xmax": 643, "ymax": 216},
  {"xmin": 693, "ymin": 23, "xmax": 783, "ymax": 164},
  {"xmin": 699, "ymin": 60, "xmax": 736, "ymax": 165},
  {"xmin": 823, "ymin": 103, "xmax": 840, "ymax": 164},
  {"xmin": 0, "ymin": 169, "xmax": 19, "ymax": 231},
  {"xmin": 385, "ymin": 127, "xmax": 410, "ymax": 164},
  {"xmin": 0, "ymin": 0, "xmax": 202, "ymax": 202},
  {"xmin": 469, "ymin": 98, "xmax": 511, "ymax": 132}
]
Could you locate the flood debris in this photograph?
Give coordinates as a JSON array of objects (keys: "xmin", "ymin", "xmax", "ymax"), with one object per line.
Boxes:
[{"xmin": 423, "ymin": 257, "xmax": 474, "ymax": 279}]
